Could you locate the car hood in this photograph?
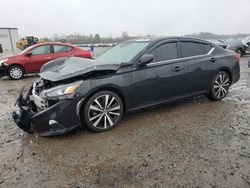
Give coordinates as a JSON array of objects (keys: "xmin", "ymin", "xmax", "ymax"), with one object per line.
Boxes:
[
  {"xmin": 0, "ymin": 54, "xmax": 23, "ymax": 61},
  {"xmin": 40, "ymin": 57, "xmax": 121, "ymax": 82}
]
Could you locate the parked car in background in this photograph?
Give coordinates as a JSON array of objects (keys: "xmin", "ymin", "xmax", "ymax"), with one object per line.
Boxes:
[
  {"xmin": 12, "ymin": 37, "xmax": 240, "ymax": 136},
  {"xmin": 242, "ymin": 36, "xmax": 250, "ymax": 54},
  {"xmin": 224, "ymin": 38, "xmax": 248, "ymax": 56},
  {"xmin": 0, "ymin": 42, "xmax": 92, "ymax": 79},
  {"xmin": 207, "ymin": 39, "xmax": 228, "ymax": 49}
]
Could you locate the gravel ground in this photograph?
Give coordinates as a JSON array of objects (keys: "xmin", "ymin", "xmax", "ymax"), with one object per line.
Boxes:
[{"xmin": 0, "ymin": 57, "xmax": 249, "ymax": 188}]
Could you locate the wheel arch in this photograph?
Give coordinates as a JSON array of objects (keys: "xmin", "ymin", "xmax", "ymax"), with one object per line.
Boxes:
[
  {"xmin": 7, "ymin": 64, "xmax": 26, "ymax": 74},
  {"xmin": 218, "ymin": 67, "xmax": 232, "ymax": 83},
  {"xmin": 79, "ymin": 85, "xmax": 126, "ymax": 115},
  {"xmin": 89, "ymin": 86, "xmax": 125, "ymax": 111}
]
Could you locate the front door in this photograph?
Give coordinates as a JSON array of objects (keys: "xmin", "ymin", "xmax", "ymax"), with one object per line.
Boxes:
[
  {"xmin": 25, "ymin": 45, "xmax": 53, "ymax": 72},
  {"xmin": 146, "ymin": 41, "xmax": 186, "ymax": 100},
  {"xmin": 127, "ymin": 41, "xmax": 186, "ymax": 109}
]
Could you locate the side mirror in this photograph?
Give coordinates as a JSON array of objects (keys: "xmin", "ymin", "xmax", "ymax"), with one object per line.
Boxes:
[
  {"xmin": 26, "ymin": 51, "xmax": 32, "ymax": 57},
  {"xmin": 139, "ymin": 54, "xmax": 154, "ymax": 66}
]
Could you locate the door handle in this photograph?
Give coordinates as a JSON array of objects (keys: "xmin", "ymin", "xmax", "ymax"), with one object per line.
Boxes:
[
  {"xmin": 172, "ymin": 66, "xmax": 182, "ymax": 72},
  {"xmin": 209, "ymin": 57, "xmax": 217, "ymax": 62},
  {"xmin": 45, "ymin": 57, "xmax": 52, "ymax": 60}
]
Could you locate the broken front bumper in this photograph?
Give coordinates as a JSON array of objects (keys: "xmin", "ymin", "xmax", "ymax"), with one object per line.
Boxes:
[{"xmin": 12, "ymin": 87, "xmax": 82, "ymax": 137}]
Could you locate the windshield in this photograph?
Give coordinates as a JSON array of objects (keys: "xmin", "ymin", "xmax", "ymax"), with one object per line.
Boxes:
[
  {"xmin": 18, "ymin": 45, "xmax": 36, "ymax": 55},
  {"xmin": 96, "ymin": 42, "xmax": 149, "ymax": 63}
]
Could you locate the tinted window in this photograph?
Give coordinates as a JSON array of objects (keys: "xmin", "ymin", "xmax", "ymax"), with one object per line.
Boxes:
[
  {"xmin": 54, "ymin": 45, "xmax": 72, "ymax": 53},
  {"xmin": 180, "ymin": 42, "xmax": 211, "ymax": 57},
  {"xmin": 32, "ymin": 45, "xmax": 51, "ymax": 55},
  {"xmin": 150, "ymin": 42, "xmax": 178, "ymax": 62}
]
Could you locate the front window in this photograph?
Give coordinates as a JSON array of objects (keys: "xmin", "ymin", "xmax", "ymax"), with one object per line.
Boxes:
[
  {"xmin": 96, "ymin": 42, "xmax": 149, "ymax": 63},
  {"xmin": 149, "ymin": 42, "xmax": 178, "ymax": 62},
  {"xmin": 32, "ymin": 45, "xmax": 51, "ymax": 55}
]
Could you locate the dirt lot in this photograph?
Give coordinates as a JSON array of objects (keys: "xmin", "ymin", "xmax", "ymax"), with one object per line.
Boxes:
[{"xmin": 0, "ymin": 57, "xmax": 249, "ymax": 188}]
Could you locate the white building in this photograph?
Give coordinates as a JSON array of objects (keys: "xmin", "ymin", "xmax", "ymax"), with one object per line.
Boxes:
[{"xmin": 0, "ymin": 27, "xmax": 19, "ymax": 54}]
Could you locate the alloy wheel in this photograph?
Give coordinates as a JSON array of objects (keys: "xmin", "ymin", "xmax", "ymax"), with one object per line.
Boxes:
[
  {"xmin": 88, "ymin": 94, "xmax": 122, "ymax": 130},
  {"xmin": 213, "ymin": 73, "xmax": 230, "ymax": 99}
]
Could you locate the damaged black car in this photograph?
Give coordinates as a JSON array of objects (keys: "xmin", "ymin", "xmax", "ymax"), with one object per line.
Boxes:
[{"xmin": 12, "ymin": 37, "xmax": 240, "ymax": 136}]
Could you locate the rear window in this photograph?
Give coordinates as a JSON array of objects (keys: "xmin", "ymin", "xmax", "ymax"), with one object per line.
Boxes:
[
  {"xmin": 54, "ymin": 45, "xmax": 73, "ymax": 53},
  {"xmin": 180, "ymin": 42, "xmax": 211, "ymax": 57}
]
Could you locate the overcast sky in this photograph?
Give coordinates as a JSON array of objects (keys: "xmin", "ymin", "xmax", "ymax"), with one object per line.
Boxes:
[{"xmin": 0, "ymin": 0, "xmax": 249, "ymax": 38}]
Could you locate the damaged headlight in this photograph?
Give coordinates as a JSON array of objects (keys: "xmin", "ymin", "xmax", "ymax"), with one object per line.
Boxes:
[
  {"xmin": 40, "ymin": 81, "xmax": 83, "ymax": 99},
  {"xmin": 0, "ymin": 59, "xmax": 8, "ymax": 66}
]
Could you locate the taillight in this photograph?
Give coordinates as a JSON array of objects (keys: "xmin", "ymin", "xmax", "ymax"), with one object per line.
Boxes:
[
  {"xmin": 84, "ymin": 50, "xmax": 92, "ymax": 59},
  {"xmin": 234, "ymin": 53, "xmax": 240, "ymax": 62}
]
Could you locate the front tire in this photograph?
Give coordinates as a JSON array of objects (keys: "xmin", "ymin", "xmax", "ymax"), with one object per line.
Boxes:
[
  {"xmin": 81, "ymin": 91, "xmax": 124, "ymax": 132},
  {"xmin": 8, "ymin": 65, "xmax": 24, "ymax": 80},
  {"xmin": 207, "ymin": 71, "xmax": 231, "ymax": 101}
]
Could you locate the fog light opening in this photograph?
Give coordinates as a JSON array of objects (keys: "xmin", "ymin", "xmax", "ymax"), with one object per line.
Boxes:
[{"xmin": 49, "ymin": 120, "xmax": 58, "ymax": 126}]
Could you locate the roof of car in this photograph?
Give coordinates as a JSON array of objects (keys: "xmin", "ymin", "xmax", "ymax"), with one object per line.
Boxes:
[
  {"xmin": 127, "ymin": 36, "xmax": 210, "ymax": 44},
  {"xmin": 34, "ymin": 42, "xmax": 75, "ymax": 47}
]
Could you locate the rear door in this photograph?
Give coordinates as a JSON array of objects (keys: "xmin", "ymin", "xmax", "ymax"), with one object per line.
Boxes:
[
  {"xmin": 52, "ymin": 45, "xmax": 74, "ymax": 59},
  {"xmin": 179, "ymin": 40, "xmax": 215, "ymax": 94},
  {"xmin": 25, "ymin": 44, "xmax": 53, "ymax": 72}
]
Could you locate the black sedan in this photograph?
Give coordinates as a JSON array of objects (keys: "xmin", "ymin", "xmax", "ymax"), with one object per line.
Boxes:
[{"xmin": 13, "ymin": 37, "xmax": 240, "ymax": 136}]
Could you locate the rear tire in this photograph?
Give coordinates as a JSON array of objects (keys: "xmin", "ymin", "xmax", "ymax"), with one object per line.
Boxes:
[
  {"xmin": 8, "ymin": 65, "xmax": 24, "ymax": 80},
  {"xmin": 81, "ymin": 91, "xmax": 124, "ymax": 132},
  {"xmin": 207, "ymin": 71, "xmax": 231, "ymax": 101}
]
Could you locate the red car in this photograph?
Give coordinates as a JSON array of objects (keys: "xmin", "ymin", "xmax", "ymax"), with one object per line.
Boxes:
[{"xmin": 0, "ymin": 42, "xmax": 92, "ymax": 79}]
